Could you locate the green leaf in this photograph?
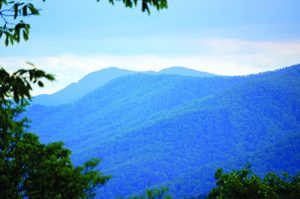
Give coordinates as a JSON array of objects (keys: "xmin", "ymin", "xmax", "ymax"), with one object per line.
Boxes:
[
  {"xmin": 37, "ymin": 81, "xmax": 44, "ymax": 87},
  {"xmin": 5, "ymin": 34, "xmax": 9, "ymax": 46},
  {"xmin": 9, "ymin": 34, "xmax": 14, "ymax": 45},
  {"xmin": 22, "ymin": 5, "xmax": 28, "ymax": 16},
  {"xmin": 23, "ymin": 30, "xmax": 29, "ymax": 41},
  {"xmin": 13, "ymin": 3, "xmax": 18, "ymax": 19},
  {"xmin": 28, "ymin": 3, "xmax": 39, "ymax": 15}
]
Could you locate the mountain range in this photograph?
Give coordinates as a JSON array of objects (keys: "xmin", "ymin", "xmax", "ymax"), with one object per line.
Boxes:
[
  {"xmin": 26, "ymin": 65, "xmax": 300, "ymax": 198},
  {"xmin": 33, "ymin": 66, "xmax": 216, "ymax": 106}
]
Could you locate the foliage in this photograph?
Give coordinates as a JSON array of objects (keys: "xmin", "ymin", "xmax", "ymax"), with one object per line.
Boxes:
[
  {"xmin": 0, "ymin": 0, "xmax": 44, "ymax": 46},
  {"xmin": 0, "ymin": 0, "xmax": 167, "ymax": 46},
  {"xmin": 207, "ymin": 164, "xmax": 300, "ymax": 199},
  {"xmin": 0, "ymin": 66, "xmax": 111, "ymax": 198},
  {"xmin": 122, "ymin": 187, "xmax": 172, "ymax": 199},
  {"xmin": 0, "ymin": 65, "xmax": 54, "ymax": 103},
  {"xmin": 102, "ymin": 0, "xmax": 168, "ymax": 14}
]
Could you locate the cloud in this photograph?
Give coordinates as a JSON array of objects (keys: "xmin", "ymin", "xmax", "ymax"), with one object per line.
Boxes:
[{"xmin": 1, "ymin": 38, "xmax": 300, "ymax": 95}]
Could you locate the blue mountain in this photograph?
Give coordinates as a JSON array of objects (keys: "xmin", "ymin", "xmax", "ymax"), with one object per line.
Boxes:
[
  {"xmin": 32, "ymin": 66, "xmax": 216, "ymax": 106},
  {"xmin": 32, "ymin": 67, "xmax": 135, "ymax": 106},
  {"xmin": 26, "ymin": 64, "xmax": 300, "ymax": 198}
]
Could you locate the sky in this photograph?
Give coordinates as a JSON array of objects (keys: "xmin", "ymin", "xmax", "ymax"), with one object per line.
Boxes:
[{"xmin": 1, "ymin": 0, "xmax": 300, "ymax": 95}]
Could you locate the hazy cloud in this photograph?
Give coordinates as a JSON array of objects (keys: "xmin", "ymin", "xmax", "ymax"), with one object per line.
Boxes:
[{"xmin": 1, "ymin": 38, "xmax": 300, "ymax": 95}]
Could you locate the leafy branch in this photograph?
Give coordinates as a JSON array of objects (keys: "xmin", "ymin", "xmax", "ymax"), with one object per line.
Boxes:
[
  {"xmin": 0, "ymin": 0, "xmax": 168, "ymax": 46},
  {"xmin": 0, "ymin": 0, "xmax": 45, "ymax": 46}
]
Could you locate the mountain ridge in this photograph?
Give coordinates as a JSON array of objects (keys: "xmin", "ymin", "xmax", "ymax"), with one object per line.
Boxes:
[
  {"xmin": 32, "ymin": 66, "xmax": 217, "ymax": 106},
  {"xmin": 26, "ymin": 64, "xmax": 300, "ymax": 198},
  {"xmin": 32, "ymin": 67, "xmax": 135, "ymax": 106}
]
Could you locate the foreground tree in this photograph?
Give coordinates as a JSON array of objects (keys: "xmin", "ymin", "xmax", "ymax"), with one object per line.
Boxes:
[
  {"xmin": 0, "ymin": 67, "xmax": 111, "ymax": 198},
  {"xmin": 207, "ymin": 164, "xmax": 300, "ymax": 199},
  {"xmin": 126, "ymin": 187, "xmax": 172, "ymax": 199}
]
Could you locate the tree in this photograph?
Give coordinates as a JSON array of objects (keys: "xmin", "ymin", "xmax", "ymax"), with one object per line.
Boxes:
[
  {"xmin": 121, "ymin": 187, "xmax": 173, "ymax": 199},
  {"xmin": 207, "ymin": 164, "xmax": 300, "ymax": 199},
  {"xmin": 0, "ymin": 0, "xmax": 168, "ymax": 46},
  {"xmin": 0, "ymin": 67, "xmax": 111, "ymax": 198}
]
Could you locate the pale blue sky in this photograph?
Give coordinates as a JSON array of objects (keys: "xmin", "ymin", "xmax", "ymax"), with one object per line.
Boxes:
[{"xmin": 1, "ymin": 0, "xmax": 300, "ymax": 94}]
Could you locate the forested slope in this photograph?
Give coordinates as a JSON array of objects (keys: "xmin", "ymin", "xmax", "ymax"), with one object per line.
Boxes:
[{"xmin": 26, "ymin": 64, "xmax": 300, "ymax": 198}]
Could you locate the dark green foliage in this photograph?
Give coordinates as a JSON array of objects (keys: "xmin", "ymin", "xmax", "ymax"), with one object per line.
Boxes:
[
  {"xmin": 0, "ymin": 64, "xmax": 54, "ymax": 104},
  {"xmin": 207, "ymin": 164, "xmax": 300, "ymax": 199},
  {"xmin": 0, "ymin": 67, "xmax": 110, "ymax": 198},
  {"xmin": 100, "ymin": 0, "xmax": 168, "ymax": 14},
  {"xmin": 0, "ymin": 0, "xmax": 45, "ymax": 46},
  {"xmin": 123, "ymin": 187, "xmax": 172, "ymax": 199}
]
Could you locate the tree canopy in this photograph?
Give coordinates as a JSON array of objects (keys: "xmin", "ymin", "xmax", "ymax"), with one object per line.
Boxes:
[
  {"xmin": 123, "ymin": 187, "xmax": 172, "ymax": 199},
  {"xmin": 207, "ymin": 164, "xmax": 300, "ymax": 199},
  {"xmin": 0, "ymin": 66, "xmax": 111, "ymax": 198}
]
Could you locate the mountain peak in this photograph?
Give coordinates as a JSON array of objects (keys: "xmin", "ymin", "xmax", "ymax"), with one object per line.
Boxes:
[
  {"xmin": 33, "ymin": 67, "xmax": 135, "ymax": 106},
  {"xmin": 78, "ymin": 67, "xmax": 133, "ymax": 83}
]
